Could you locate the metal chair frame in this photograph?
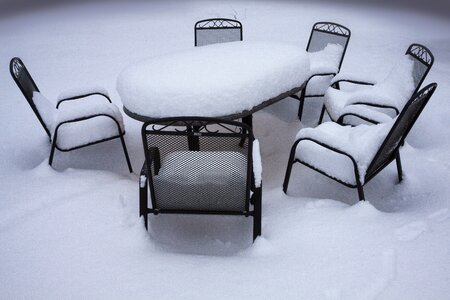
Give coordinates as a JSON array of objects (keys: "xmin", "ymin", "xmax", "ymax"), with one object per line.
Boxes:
[
  {"xmin": 140, "ymin": 117, "xmax": 262, "ymax": 241},
  {"xmin": 290, "ymin": 22, "xmax": 351, "ymax": 121},
  {"xmin": 10, "ymin": 57, "xmax": 133, "ymax": 172},
  {"xmin": 283, "ymin": 83, "xmax": 437, "ymax": 201}
]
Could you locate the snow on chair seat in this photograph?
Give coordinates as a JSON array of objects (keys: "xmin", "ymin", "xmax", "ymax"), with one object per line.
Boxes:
[
  {"xmin": 320, "ymin": 43, "xmax": 434, "ymax": 125},
  {"xmin": 9, "ymin": 57, "xmax": 132, "ymax": 172},
  {"xmin": 283, "ymin": 83, "xmax": 437, "ymax": 201}
]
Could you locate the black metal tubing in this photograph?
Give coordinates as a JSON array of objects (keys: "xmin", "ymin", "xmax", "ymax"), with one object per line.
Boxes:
[
  {"xmin": 9, "ymin": 57, "xmax": 51, "ymax": 138},
  {"xmin": 140, "ymin": 116, "xmax": 261, "ymax": 241},
  {"xmin": 56, "ymin": 92, "xmax": 112, "ymax": 108},
  {"xmin": 194, "ymin": 18, "xmax": 243, "ymax": 47},
  {"xmin": 331, "ymin": 79, "xmax": 375, "ymax": 87},
  {"xmin": 294, "ymin": 22, "xmax": 351, "ymax": 121},
  {"xmin": 336, "ymin": 103, "xmax": 399, "ymax": 125},
  {"xmin": 283, "ymin": 137, "xmax": 365, "ymax": 201},
  {"xmin": 49, "ymin": 113, "xmax": 133, "ymax": 173}
]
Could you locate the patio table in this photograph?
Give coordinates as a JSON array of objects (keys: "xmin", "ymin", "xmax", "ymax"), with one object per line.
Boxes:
[{"xmin": 117, "ymin": 41, "xmax": 311, "ymax": 124}]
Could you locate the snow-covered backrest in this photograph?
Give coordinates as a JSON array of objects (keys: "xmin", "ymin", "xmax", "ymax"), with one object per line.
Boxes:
[
  {"xmin": 10, "ymin": 57, "xmax": 53, "ymax": 137},
  {"xmin": 32, "ymin": 92, "xmax": 56, "ymax": 129},
  {"xmin": 309, "ymin": 43, "xmax": 344, "ymax": 73},
  {"xmin": 306, "ymin": 22, "xmax": 351, "ymax": 70},
  {"xmin": 195, "ymin": 18, "xmax": 242, "ymax": 47},
  {"xmin": 405, "ymin": 44, "xmax": 434, "ymax": 93},
  {"xmin": 366, "ymin": 83, "xmax": 437, "ymax": 179},
  {"xmin": 142, "ymin": 117, "xmax": 254, "ymax": 213}
]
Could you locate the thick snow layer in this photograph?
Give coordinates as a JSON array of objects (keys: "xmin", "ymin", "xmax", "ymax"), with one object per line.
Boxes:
[
  {"xmin": 324, "ymin": 55, "xmax": 415, "ymax": 122},
  {"xmin": 309, "ymin": 43, "xmax": 343, "ymax": 74},
  {"xmin": 117, "ymin": 41, "xmax": 310, "ymax": 118},
  {"xmin": 1, "ymin": 1, "xmax": 450, "ymax": 299},
  {"xmin": 295, "ymin": 121, "xmax": 392, "ymax": 184},
  {"xmin": 33, "ymin": 92, "xmax": 125, "ymax": 149},
  {"xmin": 252, "ymin": 139, "xmax": 262, "ymax": 188}
]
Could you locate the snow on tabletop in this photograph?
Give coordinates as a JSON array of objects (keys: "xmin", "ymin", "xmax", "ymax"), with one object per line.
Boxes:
[
  {"xmin": 295, "ymin": 120, "xmax": 393, "ymax": 184},
  {"xmin": 57, "ymin": 86, "xmax": 110, "ymax": 101},
  {"xmin": 117, "ymin": 41, "xmax": 310, "ymax": 118},
  {"xmin": 252, "ymin": 139, "xmax": 262, "ymax": 188}
]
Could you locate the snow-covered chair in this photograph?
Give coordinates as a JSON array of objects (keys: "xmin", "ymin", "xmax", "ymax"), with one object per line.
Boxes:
[
  {"xmin": 194, "ymin": 18, "xmax": 242, "ymax": 47},
  {"xmin": 320, "ymin": 44, "xmax": 434, "ymax": 125},
  {"xmin": 9, "ymin": 57, "xmax": 133, "ymax": 172},
  {"xmin": 140, "ymin": 117, "xmax": 262, "ymax": 241},
  {"xmin": 283, "ymin": 83, "xmax": 437, "ymax": 201},
  {"xmin": 290, "ymin": 22, "xmax": 351, "ymax": 121}
]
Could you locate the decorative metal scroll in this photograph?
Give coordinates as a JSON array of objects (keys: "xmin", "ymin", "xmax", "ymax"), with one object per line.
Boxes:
[
  {"xmin": 407, "ymin": 44, "xmax": 434, "ymax": 65},
  {"xmin": 146, "ymin": 118, "xmax": 244, "ymax": 135},
  {"xmin": 11, "ymin": 58, "xmax": 24, "ymax": 79},
  {"xmin": 195, "ymin": 18, "xmax": 242, "ymax": 29},
  {"xmin": 313, "ymin": 22, "xmax": 350, "ymax": 36}
]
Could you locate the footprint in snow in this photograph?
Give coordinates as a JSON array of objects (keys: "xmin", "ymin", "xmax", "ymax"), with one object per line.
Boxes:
[{"xmin": 395, "ymin": 221, "xmax": 428, "ymax": 241}]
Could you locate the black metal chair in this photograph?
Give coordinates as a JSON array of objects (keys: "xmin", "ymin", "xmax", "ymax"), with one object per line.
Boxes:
[
  {"xmin": 290, "ymin": 22, "xmax": 351, "ymax": 121},
  {"xmin": 10, "ymin": 57, "xmax": 133, "ymax": 172},
  {"xmin": 139, "ymin": 117, "xmax": 262, "ymax": 241},
  {"xmin": 283, "ymin": 83, "xmax": 437, "ymax": 201},
  {"xmin": 194, "ymin": 18, "xmax": 243, "ymax": 47},
  {"xmin": 320, "ymin": 44, "xmax": 434, "ymax": 125}
]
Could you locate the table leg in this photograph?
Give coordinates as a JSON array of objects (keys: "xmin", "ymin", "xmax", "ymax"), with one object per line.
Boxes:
[
  {"xmin": 187, "ymin": 125, "xmax": 200, "ymax": 151},
  {"xmin": 240, "ymin": 115, "xmax": 253, "ymax": 147}
]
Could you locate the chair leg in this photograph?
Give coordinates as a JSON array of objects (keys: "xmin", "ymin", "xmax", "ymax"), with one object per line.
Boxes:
[
  {"xmin": 253, "ymin": 187, "xmax": 262, "ymax": 241},
  {"xmin": 318, "ymin": 105, "xmax": 326, "ymax": 124},
  {"xmin": 48, "ymin": 138, "xmax": 57, "ymax": 166},
  {"xmin": 357, "ymin": 182, "xmax": 365, "ymax": 201},
  {"xmin": 283, "ymin": 144, "xmax": 297, "ymax": 193},
  {"xmin": 119, "ymin": 133, "xmax": 133, "ymax": 173},
  {"xmin": 396, "ymin": 150, "xmax": 403, "ymax": 182},
  {"xmin": 297, "ymin": 88, "xmax": 305, "ymax": 121},
  {"xmin": 240, "ymin": 115, "xmax": 252, "ymax": 147},
  {"xmin": 139, "ymin": 180, "xmax": 148, "ymax": 230}
]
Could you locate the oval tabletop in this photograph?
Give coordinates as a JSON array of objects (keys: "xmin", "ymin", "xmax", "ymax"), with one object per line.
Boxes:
[{"xmin": 117, "ymin": 41, "xmax": 310, "ymax": 121}]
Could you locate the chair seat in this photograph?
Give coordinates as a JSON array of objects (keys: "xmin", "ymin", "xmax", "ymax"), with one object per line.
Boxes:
[
  {"xmin": 294, "ymin": 121, "xmax": 392, "ymax": 185},
  {"xmin": 152, "ymin": 151, "xmax": 248, "ymax": 211},
  {"xmin": 53, "ymin": 102, "xmax": 124, "ymax": 150}
]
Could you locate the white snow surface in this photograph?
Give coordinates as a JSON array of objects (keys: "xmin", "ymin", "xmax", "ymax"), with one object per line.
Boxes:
[
  {"xmin": 117, "ymin": 41, "xmax": 310, "ymax": 118},
  {"xmin": 57, "ymin": 86, "xmax": 110, "ymax": 101},
  {"xmin": 325, "ymin": 55, "xmax": 415, "ymax": 122},
  {"xmin": 1, "ymin": 1, "xmax": 450, "ymax": 299}
]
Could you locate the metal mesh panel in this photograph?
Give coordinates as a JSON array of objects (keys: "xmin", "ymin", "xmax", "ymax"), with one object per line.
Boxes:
[
  {"xmin": 366, "ymin": 84, "xmax": 436, "ymax": 178},
  {"xmin": 144, "ymin": 121, "xmax": 250, "ymax": 212},
  {"xmin": 196, "ymin": 28, "xmax": 242, "ymax": 47},
  {"xmin": 411, "ymin": 59, "xmax": 428, "ymax": 89},
  {"xmin": 308, "ymin": 31, "xmax": 349, "ymax": 52}
]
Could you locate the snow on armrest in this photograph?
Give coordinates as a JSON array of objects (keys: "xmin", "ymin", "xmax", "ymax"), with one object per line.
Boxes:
[
  {"xmin": 340, "ymin": 104, "xmax": 394, "ymax": 124},
  {"xmin": 331, "ymin": 72, "xmax": 378, "ymax": 86},
  {"xmin": 55, "ymin": 101, "xmax": 123, "ymax": 125},
  {"xmin": 57, "ymin": 86, "xmax": 110, "ymax": 101},
  {"xmin": 252, "ymin": 139, "xmax": 262, "ymax": 188}
]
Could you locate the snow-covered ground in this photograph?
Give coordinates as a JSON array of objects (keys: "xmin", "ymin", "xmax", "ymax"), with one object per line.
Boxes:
[{"xmin": 1, "ymin": 1, "xmax": 449, "ymax": 298}]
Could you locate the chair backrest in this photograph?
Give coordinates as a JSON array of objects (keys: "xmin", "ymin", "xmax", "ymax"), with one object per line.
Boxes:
[
  {"xmin": 10, "ymin": 57, "xmax": 51, "ymax": 138},
  {"xmin": 142, "ymin": 117, "xmax": 253, "ymax": 214},
  {"xmin": 366, "ymin": 83, "xmax": 437, "ymax": 180},
  {"xmin": 405, "ymin": 43, "xmax": 434, "ymax": 94},
  {"xmin": 194, "ymin": 18, "xmax": 243, "ymax": 47},
  {"xmin": 306, "ymin": 22, "xmax": 351, "ymax": 71}
]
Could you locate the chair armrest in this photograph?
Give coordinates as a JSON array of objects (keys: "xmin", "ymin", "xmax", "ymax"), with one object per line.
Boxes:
[
  {"xmin": 294, "ymin": 137, "xmax": 362, "ymax": 184},
  {"xmin": 252, "ymin": 139, "xmax": 262, "ymax": 188},
  {"xmin": 56, "ymin": 86, "xmax": 111, "ymax": 108},
  {"xmin": 337, "ymin": 104, "xmax": 395, "ymax": 125},
  {"xmin": 330, "ymin": 73, "xmax": 377, "ymax": 87}
]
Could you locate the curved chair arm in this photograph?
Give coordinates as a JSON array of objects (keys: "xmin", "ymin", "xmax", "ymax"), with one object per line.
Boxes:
[
  {"xmin": 337, "ymin": 103, "xmax": 398, "ymax": 125},
  {"xmin": 56, "ymin": 87, "xmax": 111, "ymax": 108},
  {"xmin": 289, "ymin": 72, "xmax": 337, "ymax": 100},
  {"xmin": 292, "ymin": 137, "xmax": 362, "ymax": 187},
  {"xmin": 52, "ymin": 113, "xmax": 123, "ymax": 151},
  {"xmin": 331, "ymin": 78, "xmax": 376, "ymax": 88}
]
